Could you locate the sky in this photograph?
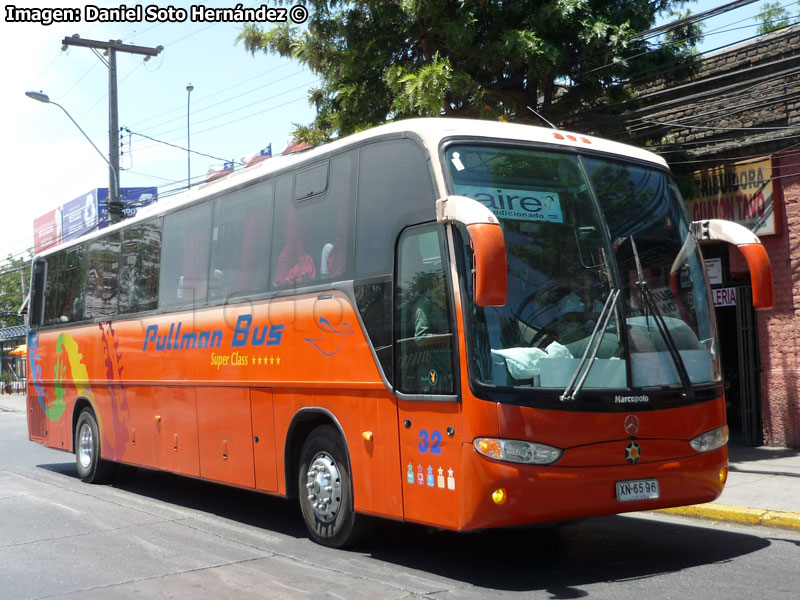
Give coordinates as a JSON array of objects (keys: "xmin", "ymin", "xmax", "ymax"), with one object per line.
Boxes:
[{"xmin": 0, "ymin": 0, "xmax": 790, "ymax": 262}]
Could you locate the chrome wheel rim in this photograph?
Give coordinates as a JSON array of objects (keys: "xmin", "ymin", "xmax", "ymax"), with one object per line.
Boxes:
[
  {"xmin": 78, "ymin": 423, "xmax": 93, "ymax": 469},
  {"xmin": 304, "ymin": 452, "xmax": 342, "ymax": 523}
]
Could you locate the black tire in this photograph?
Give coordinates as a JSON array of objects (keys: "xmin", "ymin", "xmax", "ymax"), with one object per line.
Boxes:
[
  {"xmin": 74, "ymin": 409, "xmax": 117, "ymax": 484},
  {"xmin": 298, "ymin": 425, "xmax": 364, "ymax": 548}
]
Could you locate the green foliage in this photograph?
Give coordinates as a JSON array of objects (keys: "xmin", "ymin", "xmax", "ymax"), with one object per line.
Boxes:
[
  {"xmin": 756, "ymin": 1, "xmax": 792, "ymax": 34},
  {"xmin": 0, "ymin": 255, "xmax": 28, "ymax": 329},
  {"xmin": 237, "ymin": 0, "xmax": 701, "ymax": 142}
]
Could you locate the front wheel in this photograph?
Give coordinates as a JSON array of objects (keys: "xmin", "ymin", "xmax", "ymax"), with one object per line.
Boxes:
[
  {"xmin": 75, "ymin": 409, "xmax": 117, "ymax": 483},
  {"xmin": 298, "ymin": 425, "xmax": 364, "ymax": 548}
]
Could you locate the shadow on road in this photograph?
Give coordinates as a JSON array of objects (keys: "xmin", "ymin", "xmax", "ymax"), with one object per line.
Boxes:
[
  {"xmin": 38, "ymin": 461, "xmax": 771, "ymax": 597},
  {"xmin": 364, "ymin": 515, "xmax": 770, "ymax": 595},
  {"xmin": 39, "ymin": 461, "xmax": 308, "ymax": 539}
]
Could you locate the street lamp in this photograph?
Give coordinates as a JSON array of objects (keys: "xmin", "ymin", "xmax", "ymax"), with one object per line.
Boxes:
[
  {"xmin": 186, "ymin": 83, "xmax": 193, "ymax": 188},
  {"xmin": 25, "ymin": 90, "xmax": 120, "ymax": 218}
]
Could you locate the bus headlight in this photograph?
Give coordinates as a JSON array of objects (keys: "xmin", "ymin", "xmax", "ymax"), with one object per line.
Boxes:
[
  {"xmin": 474, "ymin": 438, "xmax": 562, "ymax": 465},
  {"xmin": 690, "ymin": 425, "xmax": 729, "ymax": 452}
]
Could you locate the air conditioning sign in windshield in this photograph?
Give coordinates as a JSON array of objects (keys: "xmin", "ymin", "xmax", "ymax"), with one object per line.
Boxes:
[{"xmin": 454, "ymin": 184, "xmax": 564, "ymax": 223}]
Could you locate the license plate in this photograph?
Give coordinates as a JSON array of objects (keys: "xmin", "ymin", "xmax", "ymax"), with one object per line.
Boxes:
[{"xmin": 616, "ymin": 478, "xmax": 660, "ymax": 502}]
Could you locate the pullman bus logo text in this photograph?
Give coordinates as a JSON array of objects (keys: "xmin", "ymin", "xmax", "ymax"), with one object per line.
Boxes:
[{"xmin": 142, "ymin": 315, "xmax": 284, "ymax": 352}]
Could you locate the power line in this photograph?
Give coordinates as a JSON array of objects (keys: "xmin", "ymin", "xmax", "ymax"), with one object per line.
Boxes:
[
  {"xmin": 632, "ymin": 0, "xmax": 762, "ymax": 41},
  {"xmin": 124, "ymin": 128, "xmax": 243, "ymax": 166}
]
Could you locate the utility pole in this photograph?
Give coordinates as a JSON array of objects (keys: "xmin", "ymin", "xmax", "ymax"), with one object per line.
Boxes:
[{"xmin": 61, "ymin": 35, "xmax": 163, "ymax": 224}]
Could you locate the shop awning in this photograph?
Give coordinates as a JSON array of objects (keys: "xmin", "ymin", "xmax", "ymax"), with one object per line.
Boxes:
[{"xmin": 9, "ymin": 344, "xmax": 26, "ymax": 356}]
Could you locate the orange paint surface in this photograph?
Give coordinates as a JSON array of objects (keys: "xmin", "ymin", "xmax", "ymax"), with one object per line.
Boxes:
[{"xmin": 28, "ymin": 286, "xmax": 729, "ymax": 532}]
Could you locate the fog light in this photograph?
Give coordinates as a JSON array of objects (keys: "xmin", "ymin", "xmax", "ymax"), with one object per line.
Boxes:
[
  {"xmin": 491, "ymin": 488, "xmax": 507, "ymax": 505},
  {"xmin": 720, "ymin": 467, "xmax": 728, "ymax": 484}
]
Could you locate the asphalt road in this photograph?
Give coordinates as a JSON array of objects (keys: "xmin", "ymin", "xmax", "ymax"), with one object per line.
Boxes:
[{"xmin": 2, "ymin": 399, "xmax": 799, "ymax": 600}]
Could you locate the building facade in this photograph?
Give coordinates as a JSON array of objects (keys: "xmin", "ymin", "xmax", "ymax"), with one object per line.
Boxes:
[{"xmin": 622, "ymin": 25, "xmax": 800, "ymax": 447}]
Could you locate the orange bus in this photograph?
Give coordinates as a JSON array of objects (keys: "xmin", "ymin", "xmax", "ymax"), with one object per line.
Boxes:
[{"xmin": 26, "ymin": 118, "xmax": 773, "ymax": 547}]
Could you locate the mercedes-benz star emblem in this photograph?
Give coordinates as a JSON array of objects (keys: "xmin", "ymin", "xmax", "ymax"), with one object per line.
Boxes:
[{"xmin": 624, "ymin": 414, "xmax": 640, "ymax": 436}]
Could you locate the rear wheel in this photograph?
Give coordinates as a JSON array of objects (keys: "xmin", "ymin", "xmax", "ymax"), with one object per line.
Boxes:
[
  {"xmin": 298, "ymin": 425, "xmax": 364, "ymax": 548},
  {"xmin": 75, "ymin": 409, "xmax": 117, "ymax": 483}
]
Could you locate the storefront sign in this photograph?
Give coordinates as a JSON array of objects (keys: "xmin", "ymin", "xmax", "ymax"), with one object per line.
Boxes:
[
  {"xmin": 704, "ymin": 258, "xmax": 723, "ymax": 285},
  {"xmin": 685, "ymin": 157, "xmax": 776, "ymax": 236},
  {"xmin": 712, "ymin": 287, "xmax": 737, "ymax": 307}
]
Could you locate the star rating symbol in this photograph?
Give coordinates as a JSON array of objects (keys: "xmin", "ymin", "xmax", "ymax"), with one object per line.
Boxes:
[{"xmin": 247, "ymin": 355, "xmax": 282, "ymax": 367}]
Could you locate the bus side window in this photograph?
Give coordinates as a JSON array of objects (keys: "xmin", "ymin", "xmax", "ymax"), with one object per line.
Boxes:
[
  {"xmin": 30, "ymin": 259, "xmax": 46, "ymax": 328},
  {"xmin": 272, "ymin": 173, "xmax": 317, "ymax": 288},
  {"xmin": 321, "ymin": 153, "xmax": 356, "ymax": 280},
  {"xmin": 355, "ymin": 139, "xmax": 436, "ymax": 278},
  {"xmin": 210, "ymin": 181, "xmax": 273, "ymax": 300},
  {"xmin": 48, "ymin": 248, "xmax": 86, "ymax": 323},
  {"xmin": 84, "ymin": 233, "xmax": 121, "ymax": 319},
  {"xmin": 271, "ymin": 152, "xmax": 355, "ymax": 289},
  {"xmin": 159, "ymin": 203, "xmax": 212, "ymax": 309},
  {"xmin": 396, "ymin": 226, "xmax": 455, "ymax": 395},
  {"xmin": 43, "ymin": 253, "xmax": 63, "ymax": 325},
  {"xmin": 120, "ymin": 220, "xmax": 161, "ymax": 314}
]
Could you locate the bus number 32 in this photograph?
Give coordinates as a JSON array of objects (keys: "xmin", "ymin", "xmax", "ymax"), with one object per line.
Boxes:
[{"xmin": 418, "ymin": 429, "xmax": 443, "ymax": 454}]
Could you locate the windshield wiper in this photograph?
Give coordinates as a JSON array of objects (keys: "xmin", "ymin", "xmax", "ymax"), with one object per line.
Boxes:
[
  {"xmin": 629, "ymin": 236, "xmax": 694, "ymax": 399},
  {"xmin": 561, "ymin": 287, "xmax": 620, "ymax": 402}
]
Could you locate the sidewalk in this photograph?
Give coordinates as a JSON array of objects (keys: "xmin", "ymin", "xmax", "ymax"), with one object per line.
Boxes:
[
  {"xmin": 3, "ymin": 392, "xmax": 799, "ymax": 531},
  {"xmin": 656, "ymin": 442, "xmax": 800, "ymax": 532}
]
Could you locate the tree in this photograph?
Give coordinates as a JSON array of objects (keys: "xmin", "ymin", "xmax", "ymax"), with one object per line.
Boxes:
[
  {"xmin": 756, "ymin": 1, "xmax": 792, "ymax": 34},
  {"xmin": 238, "ymin": 0, "xmax": 701, "ymax": 143},
  {"xmin": 0, "ymin": 255, "xmax": 29, "ymax": 329}
]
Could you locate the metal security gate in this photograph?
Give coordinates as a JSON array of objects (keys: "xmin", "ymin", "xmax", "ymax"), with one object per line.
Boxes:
[{"xmin": 735, "ymin": 286, "xmax": 763, "ymax": 446}]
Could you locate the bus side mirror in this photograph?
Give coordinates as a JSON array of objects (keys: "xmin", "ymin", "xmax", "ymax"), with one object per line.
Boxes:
[
  {"xmin": 436, "ymin": 195, "xmax": 507, "ymax": 307},
  {"xmin": 692, "ymin": 219, "xmax": 774, "ymax": 310}
]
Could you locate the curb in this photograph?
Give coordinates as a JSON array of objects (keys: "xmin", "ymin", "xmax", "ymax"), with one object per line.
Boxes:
[{"xmin": 654, "ymin": 503, "xmax": 800, "ymax": 532}]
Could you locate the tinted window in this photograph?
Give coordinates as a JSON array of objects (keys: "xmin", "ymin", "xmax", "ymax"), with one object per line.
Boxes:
[
  {"xmin": 396, "ymin": 226, "xmax": 455, "ymax": 395},
  {"xmin": 84, "ymin": 233, "xmax": 121, "ymax": 319},
  {"xmin": 355, "ymin": 279, "xmax": 393, "ymax": 382},
  {"xmin": 210, "ymin": 181, "xmax": 273, "ymax": 300},
  {"xmin": 120, "ymin": 220, "xmax": 162, "ymax": 314},
  {"xmin": 159, "ymin": 202, "xmax": 212, "ymax": 308},
  {"xmin": 30, "ymin": 260, "xmax": 46, "ymax": 328},
  {"xmin": 356, "ymin": 139, "xmax": 436, "ymax": 278},
  {"xmin": 272, "ymin": 152, "xmax": 355, "ymax": 288},
  {"xmin": 44, "ymin": 247, "xmax": 86, "ymax": 324},
  {"xmin": 43, "ymin": 253, "xmax": 63, "ymax": 325},
  {"xmin": 294, "ymin": 162, "xmax": 328, "ymax": 200}
]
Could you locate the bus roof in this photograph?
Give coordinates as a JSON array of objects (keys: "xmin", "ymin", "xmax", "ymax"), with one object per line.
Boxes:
[{"xmin": 34, "ymin": 118, "xmax": 667, "ymax": 258}]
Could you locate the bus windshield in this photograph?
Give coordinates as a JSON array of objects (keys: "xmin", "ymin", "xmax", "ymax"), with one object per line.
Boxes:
[{"xmin": 446, "ymin": 144, "xmax": 719, "ymax": 396}]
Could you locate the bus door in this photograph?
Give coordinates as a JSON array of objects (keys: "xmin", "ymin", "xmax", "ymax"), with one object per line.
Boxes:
[{"xmin": 395, "ymin": 224, "xmax": 462, "ymax": 529}]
